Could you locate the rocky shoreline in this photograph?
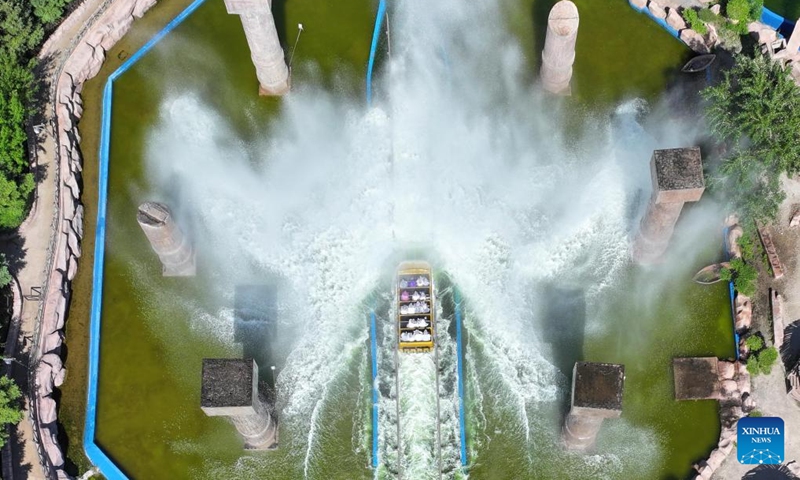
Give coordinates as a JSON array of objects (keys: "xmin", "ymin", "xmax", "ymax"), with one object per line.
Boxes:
[{"xmin": 25, "ymin": 0, "xmax": 157, "ymax": 476}]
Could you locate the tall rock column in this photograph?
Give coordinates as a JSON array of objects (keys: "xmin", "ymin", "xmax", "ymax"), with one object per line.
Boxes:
[
  {"xmin": 633, "ymin": 147, "xmax": 704, "ymax": 264},
  {"xmin": 562, "ymin": 362, "xmax": 625, "ymax": 450},
  {"xmin": 201, "ymin": 359, "xmax": 278, "ymax": 450},
  {"xmin": 541, "ymin": 1, "xmax": 579, "ymax": 95},
  {"xmin": 224, "ymin": 0, "xmax": 290, "ymax": 96},
  {"xmin": 137, "ymin": 202, "xmax": 196, "ymax": 276}
]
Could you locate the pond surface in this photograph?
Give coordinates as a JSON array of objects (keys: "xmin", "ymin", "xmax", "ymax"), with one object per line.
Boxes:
[{"xmin": 72, "ymin": 0, "xmax": 733, "ymax": 478}]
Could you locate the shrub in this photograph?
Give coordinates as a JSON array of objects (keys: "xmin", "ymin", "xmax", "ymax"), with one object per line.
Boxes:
[
  {"xmin": 746, "ymin": 355, "xmax": 760, "ymax": 375},
  {"xmin": 720, "ymin": 257, "xmax": 758, "ymax": 297},
  {"xmin": 725, "ymin": 0, "xmax": 763, "ymax": 24},
  {"xmin": 745, "ymin": 334, "xmax": 763, "ymax": 352},
  {"xmin": 758, "ymin": 347, "xmax": 779, "ymax": 375},
  {"xmin": 683, "ymin": 8, "xmax": 708, "ymax": 35},
  {"xmin": 749, "ymin": 410, "xmax": 763, "ymax": 417}
]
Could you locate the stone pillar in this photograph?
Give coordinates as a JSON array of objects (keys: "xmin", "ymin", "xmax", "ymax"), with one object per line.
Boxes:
[
  {"xmin": 541, "ymin": 1, "xmax": 579, "ymax": 95},
  {"xmin": 137, "ymin": 202, "xmax": 196, "ymax": 276},
  {"xmin": 201, "ymin": 359, "xmax": 278, "ymax": 450},
  {"xmin": 562, "ymin": 362, "xmax": 624, "ymax": 451},
  {"xmin": 633, "ymin": 148, "xmax": 704, "ymax": 264},
  {"xmin": 224, "ymin": 0, "xmax": 290, "ymax": 96}
]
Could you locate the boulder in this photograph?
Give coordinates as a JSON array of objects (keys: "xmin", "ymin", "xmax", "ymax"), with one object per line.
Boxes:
[
  {"xmin": 721, "ymin": 379, "xmax": 738, "ymax": 396},
  {"xmin": 681, "ymin": 29, "xmax": 711, "ymax": 54},
  {"xmin": 667, "ymin": 8, "xmax": 687, "ymax": 31},
  {"xmin": 42, "ymin": 330, "xmax": 63, "ymax": 354},
  {"xmin": 630, "ymin": 0, "xmax": 647, "ymax": 10},
  {"xmin": 39, "ymin": 396, "xmax": 58, "ymax": 424},
  {"xmin": 67, "ymin": 254, "xmax": 78, "ymax": 281},
  {"xmin": 37, "ymin": 363, "xmax": 54, "ymax": 397},
  {"xmin": 40, "ymin": 426, "xmax": 65, "ymax": 467},
  {"xmin": 718, "ymin": 361, "xmax": 735, "ymax": 380},
  {"xmin": 707, "ymin": 448, "xmax": 727, "ymax": 469},
  {"xmin": 133, "ymin": 0, "xmax": 158, "ymax": 18},
  {"xmin": 648, "ymin": 1, "xmax": 667, "ymax": 19},
  {"xmin": 710, "ymin": 4, "xmax": 721, "ymax": 15},
  {"xmin": 727, "ymin": 226, "xmax": 743, "ymax": 257},
  {"xmin": 67, "ymin": 228, "xmax": 81, "ymax": 258}
]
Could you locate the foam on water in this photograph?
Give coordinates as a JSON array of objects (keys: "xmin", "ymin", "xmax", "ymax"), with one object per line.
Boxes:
[{"xmin": 138, "ymin": 0, "xmax": 708, "ymax": 477}]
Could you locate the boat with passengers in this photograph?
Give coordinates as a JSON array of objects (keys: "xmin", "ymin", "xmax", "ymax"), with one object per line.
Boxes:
[{"xmin": 396, "ymin": 261, "xmax": 435, "ymax": 352}]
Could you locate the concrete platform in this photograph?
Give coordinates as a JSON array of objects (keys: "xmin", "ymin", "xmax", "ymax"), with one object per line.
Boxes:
[{"xmin": 673, "ymin": 357, "xmax": 720, "ymax": 400}]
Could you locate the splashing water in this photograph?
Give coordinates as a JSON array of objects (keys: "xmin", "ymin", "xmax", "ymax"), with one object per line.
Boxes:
[{"xmin": 139, "ymin": 0, "xmax": 708, "ymax": 477}]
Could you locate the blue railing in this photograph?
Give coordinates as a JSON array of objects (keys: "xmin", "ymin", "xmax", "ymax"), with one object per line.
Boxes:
[
  {"xmin": 366, "ymin": 0, "xmax": 387, "ymax": 105},
  {"xmin": 369, "ymin": 310, "xmax": 379, "ymax": 467},
  {"xmin": 84, "ymin": 0, "xmax": 209, "ymax": 477},
  {"xmin": 454, "ymin": 289, "xmax": 468, "ymax": 469}
]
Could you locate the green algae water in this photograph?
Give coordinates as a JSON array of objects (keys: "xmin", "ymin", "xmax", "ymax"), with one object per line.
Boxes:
[{"xmin": 67, "ymin": 0, "xmax": 731, "ymax": 478}]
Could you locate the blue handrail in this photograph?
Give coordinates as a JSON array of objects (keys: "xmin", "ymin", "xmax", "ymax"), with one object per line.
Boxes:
[
  {"xmin": 454, "ymin": 289, "xmax": 468, "ymax": 469},
  {"xmin": 366, "ymin": 0, "xmax": 387, "ymax": 105},
  {"xmin": 369, "ymin": 310, "xmax": 379, "ymax": 467}
]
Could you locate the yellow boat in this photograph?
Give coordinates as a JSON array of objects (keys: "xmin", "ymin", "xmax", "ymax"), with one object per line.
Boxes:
[{"xmin": 396, "ymin": 261, "xmax": 435, "ymax": 353}]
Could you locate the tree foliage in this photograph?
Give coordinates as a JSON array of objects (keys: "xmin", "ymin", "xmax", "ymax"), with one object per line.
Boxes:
[
  {"xmin": 744, "ymin": 334, "xmax": 763, "ymax": 352},
  {"xmin": 0, "ymin": 0, "xmax": 68, "ymax": 229},
  {"xmin": 725, "ymin": 0, "xmax": 763, "ymax": 25},
  {"xmin": 0, "ymin": 375, "xmax": 23, "ymax": 448},
  {"xmin": 720, "ymin": 257, "xmax": 758, "ymax": 297},
  {"xmin": 30, "ymin": 0, "xmax": 71, "ymax": 24},
  {"xmin": 0, "ymin": 253, "xmax": 12, "ymax": 288},
  {"xmin": 757, "ymin": 346, "xmax": 779, "ymax": 374},
  {"xmin": 703, "ymin": 53, "xmax": 800, "ymax": 224}
]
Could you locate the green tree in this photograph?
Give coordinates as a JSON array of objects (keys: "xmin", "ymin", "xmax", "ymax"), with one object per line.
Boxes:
[
  {"xmin": 725, "ymin": 0, "xmax": 763, "ymax": 25},
  {"xmin": 0, "ymin": 253, "xmax": 11, "ymax": 288},
  {"xmin": 0, "ymin": 375, "xmax": 23, "ymax": 448},
  {"xmin": 758, "ymin": 346, "xmax": 779, "ymax": 375},
  {"xmin": 703, "ymin": 53, "xmax": 800, "ymax": 224},
  {"xmin": 30, "ymin": 0, "xmax": 71, "ymax": 24},
  {"xmin": 746, "ymin": 355, "xmax": 760, "ymax": 375},
  {"xmin": 683, "ymin": 8, "xmax": 708, "ymax": 35},
  {"xmin": 720, "ymin": 257, "xmax": 758, "ymax": 296},
  {"xmin": 745, "ymin": 334, "xmax": 763, "ymax": 352}
]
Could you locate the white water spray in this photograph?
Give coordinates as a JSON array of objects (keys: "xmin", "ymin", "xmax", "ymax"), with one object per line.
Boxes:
[{"xmin": 139, "ymin": 0, "xmax": 713, "ymax": 477}]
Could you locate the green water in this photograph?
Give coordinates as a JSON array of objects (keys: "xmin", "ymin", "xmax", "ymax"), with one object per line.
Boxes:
[
  {"xmin": 66, "ymin": 0, "xmax": 732, "ymax": 478},
  {"xmin": 765, "ymin": 0, "xmax": 800, "ymax": 21}
]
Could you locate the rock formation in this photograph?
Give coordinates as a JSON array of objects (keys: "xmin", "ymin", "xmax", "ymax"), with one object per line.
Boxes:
[
  {"xmin": 28, "ymin": 0, "xmax": 160, "ymax": 476},
  {"xmin": 633, "ymin": 148, "xmax": 705, "ymax": 264},
  {"xmin": 201, "ymin": 359, "xmax": 278, "ymax": 450},
  {"xmin": 224, "ymin": 0, "xmax": 290, "ymax": 96},
  {"xmin": 137, "ymin": 202, "xmax": 196, "ymax": 276},
  {"xmin": 541, "ymin": 1, "xmax": 579, "ymax": 95}
]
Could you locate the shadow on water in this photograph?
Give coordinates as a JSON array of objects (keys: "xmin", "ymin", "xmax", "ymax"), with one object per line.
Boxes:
[
  {"xmin": 234, "ymin": 284, "xmax": 278, "ymax": 387},
  {"xmin": 538, "ymin": 284, "xmax": 586, "ymax": 378},
  {"xmin": 530, "ymin": 0, "xmax": 556, "ymax": 74}
]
